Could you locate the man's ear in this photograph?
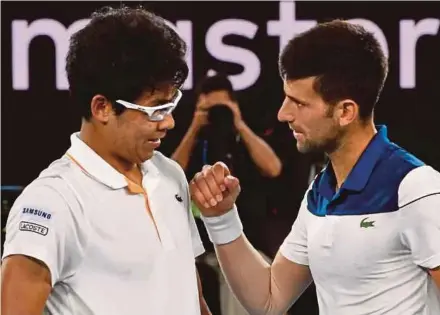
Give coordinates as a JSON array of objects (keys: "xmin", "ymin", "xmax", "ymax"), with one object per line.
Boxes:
[
  {"xmin": 90, "ymin": 95, "xmax": 113, "ymax": 123},
  {"xmin": 335, "ymin": 99, "xmax": 358, "ymax": 127}
]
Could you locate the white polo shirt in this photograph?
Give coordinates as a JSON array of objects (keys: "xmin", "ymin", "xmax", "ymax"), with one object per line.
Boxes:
[
  {"xmin": 280, "ymin": 126, "xmax": 440, "ymax": 315},
  {"xmin": 2, "ymin": 132, "xmax": 205, "ymax": 315}
]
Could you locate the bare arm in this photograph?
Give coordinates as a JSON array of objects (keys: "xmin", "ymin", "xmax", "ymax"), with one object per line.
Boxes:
[
  {"xmin": 1, "ymin": 255, "xmax": 52, "ymax": 315},
  {"xmin": 236, "ymin": 121, "xmax": 282, "ymax": 178},
  {"xmin": 429, "ymin": 267, "xmax": 440, "ymax": 291},
  {"xmin": 214, "ymin": 235, "xmax": 312, "ymax": 315},
  {"xmin": 190, "ymin": 162, "xmax": 313, "ymax": 315}
]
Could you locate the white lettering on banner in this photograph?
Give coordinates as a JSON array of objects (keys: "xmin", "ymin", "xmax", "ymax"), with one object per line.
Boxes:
[
  {"xmin": 206, "ymin": 19, "xmax": 260, "ymax": 90},
  {"xmin": 10, "ymin": 1, "xmax": 440, "ymax": 91},
  {"xmin": 399, "ymin": 19, "xmax": 440, "ymax": 89},
  {"xmin": 12, "ymin": 18, "xmax": 89, "ymax": 90},
  {"xmin": 267, "ymin": 1, "xmax": 317, "ymax": 52},
  {"xmin": 165, "ymin": 20, "xmax": 193, "ymax": 90},
  {"xmin": 346, "ymin": 19, "xmax": 389, "ymax": 58}
]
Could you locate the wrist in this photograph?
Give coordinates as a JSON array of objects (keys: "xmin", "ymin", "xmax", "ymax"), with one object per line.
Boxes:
[
  {"xmin": 234, "ymin": 119, "xmax": 246, "ymax": 132},
  {"xmin": 201, "ymin": 205, "xmax": 243, "ymax": 245},
  {"xmin": 189, "ymin": 121, "xmax": 202, "ymax": 134}
]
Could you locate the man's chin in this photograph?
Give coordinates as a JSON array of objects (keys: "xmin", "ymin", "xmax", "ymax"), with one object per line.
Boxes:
[
  {"xmin": 297, "ymin": 143, "xmax": 309, "ymax": 154},
  {"xmin": 138, "ymin": 150, "xmax": 155, "ymax": 163},
  {"xmin": 297, "ymin": 143, "xmax": 323, "ymax": 155}
]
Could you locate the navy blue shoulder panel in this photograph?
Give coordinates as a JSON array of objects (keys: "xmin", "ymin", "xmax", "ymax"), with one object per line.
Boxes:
[
  {"xmin": 307, "ymin": 171, "xmax": 328, "ymax": 217},
  {"xmin": 307, "ymin": 143, "xmax": 424, "ymax": 217}
]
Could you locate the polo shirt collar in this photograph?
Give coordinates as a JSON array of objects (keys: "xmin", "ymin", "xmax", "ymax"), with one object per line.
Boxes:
[
  {"xmin": 319, "ymin": 125, "xmax": 390, "ymax": 199},
  {"xmin": 66, "ymin": 132, "xmax": 159, "ymax": 189}
]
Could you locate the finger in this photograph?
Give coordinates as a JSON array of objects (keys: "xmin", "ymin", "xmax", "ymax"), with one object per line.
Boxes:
[
  {"xmin": 195, "ymin": 109, "xmax": 208, "ymax": 116},
  {"xmin": 212, "ymin": 162, "xmax": 230, "ymax": 191},
  {"xmin": 224, "ymin": 175, "xmax": 239, "ymax": 190},
  {"xmin": 202, "ymin": 167, "xmax": 224, "ymax": 203},
  {"xmin": 224, "ymin": 175, "xmax": 241, "ymax": 198},
  {"xmin": 202, "ymin": 164, "xmax": 211, "ymax": 171},
  {"xmin": 223, "ymin": 101, "xmax": 233, "ymax": 110},
  {"xmin": 191, "ymin": 186, "xmax": 210, "ymax": 210},
  {"xmin": 190, "ymin": 174, "xmax": 210, "ymax": 209},
  {"xmin": 194, "ymin": 172, "xmax": 217, "ymax": 207}
]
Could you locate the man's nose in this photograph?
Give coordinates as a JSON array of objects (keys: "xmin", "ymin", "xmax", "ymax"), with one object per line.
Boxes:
[
  {"xmin": 277, "ymin": 99, "xmax": 295, "ymax": 123},
  {"xmin": 158, "ymin": 113, "xmax": 175, "ymax": 130}
]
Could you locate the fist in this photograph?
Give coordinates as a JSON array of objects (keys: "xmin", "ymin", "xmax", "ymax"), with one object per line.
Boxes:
[
  {"xmin": 191, "ymin": 110, "xmax": 209, "ymax": 129},
  {"xmin": 190, "ymin": 162, "xmax": 241, "ymax": 217},
  {"xmin": 196, "ymin": 94, "xmax": 211, "ymax": 111}
]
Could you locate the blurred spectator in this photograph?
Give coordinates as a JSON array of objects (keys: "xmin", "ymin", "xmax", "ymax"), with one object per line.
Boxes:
[
  {"xmin": 172, "ymin": 74, "xmax": 283, "ymax": 255},
  {"xmin": 172, "ymin": 74, "xmax": 283, "ymax": 314}
]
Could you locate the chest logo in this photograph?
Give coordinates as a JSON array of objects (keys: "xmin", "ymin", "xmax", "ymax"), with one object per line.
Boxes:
[
  {"xmin": 360, "ymin": 217, "xmax": 375, "ymax": 228},
  {"xmin": 175, "ymin": 194, "xmax": 183, "ymax": 203}
]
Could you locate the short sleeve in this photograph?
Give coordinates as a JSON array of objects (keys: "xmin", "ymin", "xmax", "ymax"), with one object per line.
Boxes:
[
  {"xmin": 399, "ymin": 166, "xmax": 440, "ymax": 269},
  {"xmin": 279, "ymin": 194, "xmax": 310, "ymax": 266},
  {"xmin": 2, "ymin": 179, "xmax": 85, "ymax": 286},
  {"xmin": 168, "ymin": 153, "xmax": 205, "ymax": 259},
  {"xmin": 188, "ymin": 206, "xmax": 205, "ymax": 258},
  {"xmin": 183, "ymin": 183, "xmax": 205, "ymax": 258}
]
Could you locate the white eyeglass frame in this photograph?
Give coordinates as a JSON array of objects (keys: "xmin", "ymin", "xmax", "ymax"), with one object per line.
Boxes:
[{"xmin": 115, "ymin": 89, "xmax": 182, "ymax": 121}]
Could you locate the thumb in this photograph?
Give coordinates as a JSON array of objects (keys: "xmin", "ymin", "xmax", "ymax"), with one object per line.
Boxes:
[{"xmin": 213, "ymin": 161, "xmax": 230, "ymax": 177}]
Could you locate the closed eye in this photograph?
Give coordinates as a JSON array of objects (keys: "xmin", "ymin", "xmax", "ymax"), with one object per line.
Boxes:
[
  {"xmin": 287, "ymin": 95, "xmax": 306, "ymax": 107},
  {"xmin": 153, "ymin": 90, "xmax": 182, "ymax": 106}
]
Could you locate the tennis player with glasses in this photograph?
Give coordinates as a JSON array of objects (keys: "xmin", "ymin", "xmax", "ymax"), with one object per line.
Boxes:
[
  {"xmin": 116, "ymin": 89, "xmax": 182, "ymax": 123},
  {"xmin": 2, "ymin": 6, "xmax": 211, "ymax": 315}
]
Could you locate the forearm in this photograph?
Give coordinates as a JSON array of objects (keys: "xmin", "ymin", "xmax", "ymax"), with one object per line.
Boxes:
[
  {"xmin": 171, "ymin": 124, "xmax": 200, "ymax": 170},
  {"xmin": 192, "ymin": 164, "xmax": 312, "ymax": 315},
  {"xmin": 1, "ymin": 256, "xmax": 52, "ymax": 315},
  {"xmin": 429, "ymin": 266, "xmax": 440, "ymax": 290},
  {"xmin": 236, "ymin": 121, "xmax": 282, "ymax": 178},
  {"xmin": 214, "ymin": 235, "xmax": 282, "ymax": 315},
  {"xmin": 199, "ymin": 297, "xmax": 212, "ymax": 315}
]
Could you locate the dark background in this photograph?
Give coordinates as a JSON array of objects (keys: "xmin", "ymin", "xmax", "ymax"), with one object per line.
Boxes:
[
  {"xmin": 2, "ymin": 1, "xmax": 440, "ymax": 187},
  {"xmin": 1, "ymin": 1, "xmax": 440, "ymax": 314}
]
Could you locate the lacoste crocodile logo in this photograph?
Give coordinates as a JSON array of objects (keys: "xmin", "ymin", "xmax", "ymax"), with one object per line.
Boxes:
[{"xmin": 360, "ymin": 217, "xmax": 375, "ymax": 228}]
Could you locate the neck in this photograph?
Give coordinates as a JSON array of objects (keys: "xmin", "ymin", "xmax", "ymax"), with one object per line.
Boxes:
[
  {"xmin": 328, "ymin": 120, "xmax": 377, "ymax": 189},
  {"xmin": 79, "ymin": 123, "xmax": 140, "ymax": 179}
]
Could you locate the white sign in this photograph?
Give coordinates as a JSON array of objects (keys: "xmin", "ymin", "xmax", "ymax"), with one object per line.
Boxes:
[{"xmin": 11, "ymin": 1, "xmax": 440, "ymax": 91}]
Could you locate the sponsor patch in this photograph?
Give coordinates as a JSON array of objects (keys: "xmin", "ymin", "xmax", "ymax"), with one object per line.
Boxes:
[
  {"xmin": 19, "ymin": 221, "xmax": 49, "ymax": 236},
  {"xmin": 21, "ymin": 207, "xmax": 52, "ymax": 220}
]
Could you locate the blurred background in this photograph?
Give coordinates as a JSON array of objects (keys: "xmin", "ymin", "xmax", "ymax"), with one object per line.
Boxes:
[{"xmin": 1, "ymin": 1, "xmax": 439, "ymax": 314}]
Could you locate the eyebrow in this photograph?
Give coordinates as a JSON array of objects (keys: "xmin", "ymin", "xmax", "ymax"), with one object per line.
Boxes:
[
  {"xmin": 286, "ymin": 94, "xmax": 310, "ymax": 106},
  {"xmin": 155, "ymin": 99, "xmax": 173, "ymax": 106},
  {"xmin": 153, "ymin": 90, "xmax": 180, "ymax": 106}
]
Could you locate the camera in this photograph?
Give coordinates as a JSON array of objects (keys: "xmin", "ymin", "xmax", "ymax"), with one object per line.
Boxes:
[{"xmin": 207, "ymin": 104, "xmax": 234, "ymax": 129}]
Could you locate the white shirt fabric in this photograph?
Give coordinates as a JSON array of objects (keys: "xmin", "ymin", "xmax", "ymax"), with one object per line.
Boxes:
[
  {"xmin": 280, "ymin": 126, "xmax": 440, "ymax": 315},
  {"xmin": 3, "ymin": 132, "xmax": 205, "ymax": 315}
]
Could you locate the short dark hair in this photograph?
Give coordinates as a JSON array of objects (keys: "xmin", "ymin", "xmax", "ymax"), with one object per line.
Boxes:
[
  {"xmin": 66, "ymin": 5, "xmax": 188, "ymax": 120},
  {"xmin": 195, "ymin": 74, "xmax": 236, "ymax": 101},
  {"xmin": 279, "ymin": 19, "xmax": 388, "ymax": 120}
]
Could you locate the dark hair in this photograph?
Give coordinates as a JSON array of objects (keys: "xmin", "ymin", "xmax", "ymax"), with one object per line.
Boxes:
[
  {"xmin": 195, "ymin": 74, "xmax": 237, "ymax": 101},
  {"xmin": 279, "ymin": 19, "xmax": 388, "ymax": 120},
  {"xmin": 66, "ymin": 5, "xmax": 188, "ymax": 120}
]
